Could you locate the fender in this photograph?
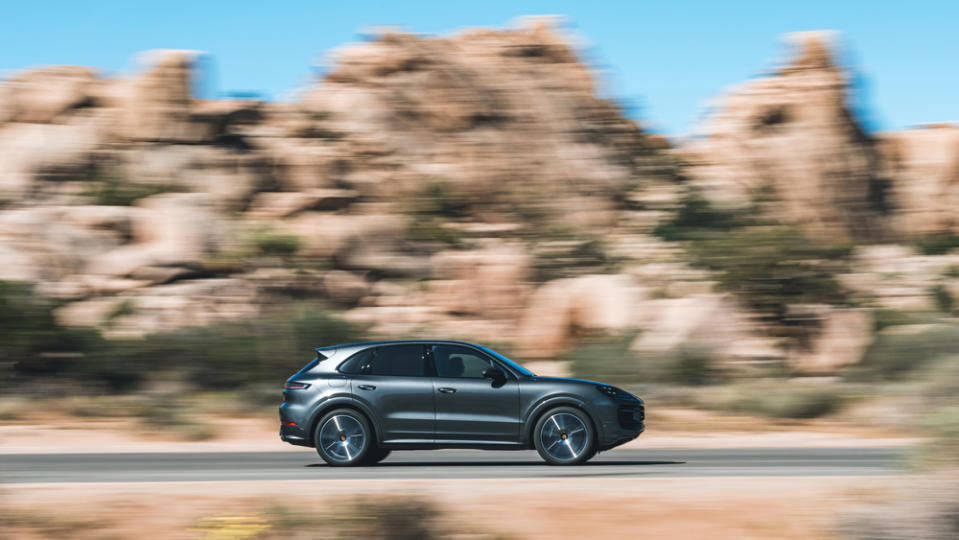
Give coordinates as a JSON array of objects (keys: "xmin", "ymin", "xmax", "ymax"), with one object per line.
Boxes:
[
  {"xmin": 521, "ymin": 394, "xmax": 590, "ymax": 445},
  {"xmin": 304, "ymin": 394, "xmax": 380, "ymax": 446}
]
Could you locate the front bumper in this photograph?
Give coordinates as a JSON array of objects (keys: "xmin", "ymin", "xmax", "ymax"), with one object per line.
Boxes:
[{"xmin": 596, "ymin": 401, "xmax": 645, "ymax": 450}]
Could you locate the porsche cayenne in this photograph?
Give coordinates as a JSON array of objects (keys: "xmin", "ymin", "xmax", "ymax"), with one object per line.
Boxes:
[{"xmin": 279, "ymin": 340, "xmax": 645, "ymax": 466}]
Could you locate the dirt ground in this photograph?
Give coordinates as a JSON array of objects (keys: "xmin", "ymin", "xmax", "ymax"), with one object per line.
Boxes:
[{"xmin": 2, "ymin": 476, "xmax": 900, "ymax": 539}]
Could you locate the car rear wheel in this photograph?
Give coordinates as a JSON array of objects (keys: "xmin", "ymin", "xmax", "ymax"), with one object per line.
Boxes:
[
  {"xmin": 315, "ymin": 409, "xmax": 372, "ymax": 467},
  {"xmin": 533, "ymin": 406, "xmax": 596, "ymax": 465}
]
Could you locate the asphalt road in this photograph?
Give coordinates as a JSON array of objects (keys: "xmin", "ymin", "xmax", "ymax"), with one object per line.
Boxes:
[{"xmin": 1, "ymin": 447, "xmax": 906, "ymax": 484}]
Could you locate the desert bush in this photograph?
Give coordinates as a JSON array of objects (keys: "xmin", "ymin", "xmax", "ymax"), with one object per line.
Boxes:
[
  {"xmin": 246, "ymin": 497, "xmax": 507, "ymax": 539},
  {"xmin": 567, "ymin": 334, "xmax": 719, "ymax": 386},
  {"xmin": 914, "ymin": 233, "xmax": 959, "ymax": 255},
  {"xmin": 930, "ymin": 284, "xmax": 956, "ymax": 314},
  {"xmin": 871, "ymin": 309, "xmax": 934, "ymax": 331},
  {"xmin": 693, "ymin": 381, "xmax": 846, "ymax": 419},
  {"xmin": 857, "ymin": 324, "xmax": 959, "ymax": 379},
  {"xmin": 7, "ymin": 285, "xmax": 360, "ymax": 394},
  {"xmin": 653, "ymin": 196, "xmax": 852, "ymax": 346},
  {"xmin": 567, "ymin": 334, "xmax": 642, "ymax": 384},
  {"xmin": 652, "ymin": 194, "xmax": 748, "ymax": 241},
  {"xmin": 0, "ymin": 280, "xmax": 105, "ymax": 377},
  {"xmin": 912, "ymin": 356, "xmax": 959, "ymax": 465},
  {"xmin": 87, "ymin": 176, "xmax": 181, "ymax": 206},
  {"xmin": 252, "ymin": 229, "xmax": 301, "ymax": 257}
]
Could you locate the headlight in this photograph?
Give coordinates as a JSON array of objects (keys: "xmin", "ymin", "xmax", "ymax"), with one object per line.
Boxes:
[
  {"xmin": 597, "ymin": 385, "xmax": 620, "ymax": 398},
  {"xmin": 597, "ymin": 385, "xmax": 640, "ymax": 402}
]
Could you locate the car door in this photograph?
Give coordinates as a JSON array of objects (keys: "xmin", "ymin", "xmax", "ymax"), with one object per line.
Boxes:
[
  {"xmin": 342, "ymin": 344, "xmax": 435, "ymax": 443},
  {"xmin": 429, "ymin": 344, "xmax": 521, "ymax": 443}
]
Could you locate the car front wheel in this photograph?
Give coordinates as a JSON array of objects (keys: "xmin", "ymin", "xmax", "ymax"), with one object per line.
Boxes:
[
  {"xmin": 314, "ymin": 409, "xmax": 372, "ymax": 467},
  {"xmin": 533, "ymin": 406, "xmax": 597, "ymax": 465}
]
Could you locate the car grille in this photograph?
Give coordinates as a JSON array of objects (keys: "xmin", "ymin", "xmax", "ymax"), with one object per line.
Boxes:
[{"xmin": 617, "ymin": 404, "xmax": 645, "ymax": 430}]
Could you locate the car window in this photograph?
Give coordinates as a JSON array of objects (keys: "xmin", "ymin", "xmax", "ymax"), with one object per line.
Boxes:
[
  {"xmin": 337, "ymin": 348, "xmax": 374, "ymax": 374},
  {"xmin": 370, "ymin": 344, "xmax": 427, "ymax": 377},
  {"xmin": 431, "ymin": 345, "xmax": 494, "ymax": 378}
]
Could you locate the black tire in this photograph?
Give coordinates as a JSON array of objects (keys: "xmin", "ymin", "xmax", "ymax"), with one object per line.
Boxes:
[
  {"xmin": 533, "ymin": 406, "xmax": 597, "ymax": 465},
  {"xmin": 362, "ymin": 447, "xmax": 392, "ymax": 465},
  {"xmin": 314, "ymin": 408, "xmax": 372, "ymax": 467}
]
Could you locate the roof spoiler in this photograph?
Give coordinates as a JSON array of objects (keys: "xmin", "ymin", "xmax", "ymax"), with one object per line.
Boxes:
[{"xmin": 314, "ymin": 347, "xmax": 339, "ymax": 360}]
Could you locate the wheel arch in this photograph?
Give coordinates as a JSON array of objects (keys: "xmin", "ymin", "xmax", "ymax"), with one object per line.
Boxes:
[
  {"xmin": 306, "ymin": 400, "xmax": 379, "ymax": 447},
  {"xmin": 524, "ymin": 396, "xmax": 597, "ymax": 447}
]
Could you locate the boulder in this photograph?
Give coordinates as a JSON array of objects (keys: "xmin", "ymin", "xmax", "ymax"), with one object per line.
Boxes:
[
  {"xmin": 518, "ymin": 274, "xmax": 647, "ymax": 357},
  {"xmin": 108, "ymin": 50, "xmax": 202, "ymax": 141},
  {"xmin": 630, "ymin": 294, "xmax": 753, "ymax": 357},
  {"xmin": 279, "ymin": 212, "xmax": 404, "ymax": 260},
  {"xmin": 55, "ymin": 297, "xmax": 128, "ymax": 328},
  {"xmin": 246, "ymin": 189, "xmax": 358, "ymax": 219},
  {"xmin": 0, "ymin": 120, "xmax": 101, "ymax": 199},
  {"xmin": 788, "ymin": 306, "xmax": 873, "ymax": 373},
  {"xmin": 681, "ymin": 32, "xmax": 887, "ymax": 242},
  {"xmin": 323, "ymin": 270, "xmax": 370, "ymax": 305},
  {"xmin": 426, "ymin": 243, "xmax": 531, "ymax": 318},
  {"xmin": 879, "ymin": 124, "xmax": 959, "ymax": 236},
  {"xmin": 102, "ymin": 278, "xmax": 259, "ymax": 337},
  {"xmin": 0, "ymin": 66, "xmax": 98, "ymax": 124},
  {"xmin": 85, "ymin": 193, "xmax": 221, "ymax": 277}
]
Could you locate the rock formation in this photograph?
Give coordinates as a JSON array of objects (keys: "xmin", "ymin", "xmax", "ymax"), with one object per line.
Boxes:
[
  {"xmin": 0, "ymin": 22, "xmax": 956, "ymax": 373},
  {"xmin": 681, "ymin": 32, "xmax": 889, "ymax": 242}
]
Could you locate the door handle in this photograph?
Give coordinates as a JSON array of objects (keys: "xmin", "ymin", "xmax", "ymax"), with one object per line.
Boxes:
[
  {"xmin": 357, "ymin": 385, "xmax": 376, "ymax": 391},
  {"xmin": 438, "ymin": 387, "xmax": 456, "ymax": 394}
]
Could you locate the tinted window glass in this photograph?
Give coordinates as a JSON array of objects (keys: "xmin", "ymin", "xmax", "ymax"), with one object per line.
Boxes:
[
  {"xmin": 431, "ymin": 345, "xmax": 494, "ymax": 378},
  {"xmin": 338, "ymin": 348, "xmax": 374, "ymax": 374},
  {"xmin": 371, "ymin": 345, "xmax": 427, "ymax": 377}
]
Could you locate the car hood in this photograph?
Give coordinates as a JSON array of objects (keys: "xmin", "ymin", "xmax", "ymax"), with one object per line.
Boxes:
[
  {"xmin": 528, "ymin": 375, "xmax": 605, "ymax": 386},
  {"xmin": 527, "ymin": 376, "xmax": 643, "ymax": 402}
]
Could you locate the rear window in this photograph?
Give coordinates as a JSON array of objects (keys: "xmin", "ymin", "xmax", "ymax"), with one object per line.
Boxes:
[{"xmin": 338, "ymin": 348, "xmax": 373, "ymax": 374}]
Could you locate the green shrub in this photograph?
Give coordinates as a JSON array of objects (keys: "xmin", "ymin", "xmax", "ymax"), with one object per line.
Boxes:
[
  {"xmin": 859, "ymin": 324, "xmax": 959, "ymax": 379},
  {"xmin": 931, "ymin": 284, "xmax": 956, "ymax": 314},
  {"xmin": 86, "ymin": 173, "xmax": 180, "ymax": 206},
  {"xmin": 652, "ymin": 194, "xmax": 748, "ymax": 241},
  {"xmin": 911, "ymin": 356, "xmax": 959, "ymax": 465},
  {"xmin": 872, "ymin": 309, "xmax": 933, "ymax": 332},
  {"xmin": 7, "ymin": 286, "xmax": 360, "ymax": 393},
  {"xmin": 0, "ymin": 280, "xmax": 105, "ymax": 376},
  {"xmin": 567, "ymin": 334, "xmax": 642, "ymax": 384},
  {"xmin": 694, "ymin": 382, "xmax": 846, "ymax": 419},
  {"xmin": 653, "ymin": 196, "xmax": 852, "ymax": 346},
  {"xmin": 915, "ymin": 234, "xmax": 959, "ymax": 255},
  {"xmin": 408, "ymin": 217, "xmax": 462, "ymax": 246},
  {"xmin": 567, "ymin": 335, "xmax": 718, "ymax": 386},
  {"xmin": 252, "ymin": 229, "xmax": 300, "ymax": 257}
]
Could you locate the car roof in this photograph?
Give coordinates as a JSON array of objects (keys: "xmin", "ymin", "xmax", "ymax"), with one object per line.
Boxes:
[{"xmin": 315, "ymin": 339, "xmax": 481, "ymax": 352}]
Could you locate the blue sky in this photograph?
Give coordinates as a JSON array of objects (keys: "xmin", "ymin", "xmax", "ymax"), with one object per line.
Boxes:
[{"xmin": 2, "ymin": 1, "xmax": 956, "ymax": 134}]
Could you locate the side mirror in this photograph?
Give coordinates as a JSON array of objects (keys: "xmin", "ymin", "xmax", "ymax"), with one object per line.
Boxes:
[{"xmin": 483, "ymin": 367, "xmax": 507, "ymax": 388}]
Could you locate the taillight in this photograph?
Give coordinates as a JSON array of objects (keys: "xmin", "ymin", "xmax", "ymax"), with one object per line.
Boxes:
[{"xmin": 284, "ymin": 382, "xmax": 311, "ymax": 390}]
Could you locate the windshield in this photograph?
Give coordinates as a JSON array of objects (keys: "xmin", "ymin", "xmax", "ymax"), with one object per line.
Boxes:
[{"xmin": 477, "ymin": 345, "xmax": 535, "ymax": 377}]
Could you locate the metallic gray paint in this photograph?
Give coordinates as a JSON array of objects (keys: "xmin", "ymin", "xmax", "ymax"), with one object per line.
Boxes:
[{"xmin": 280, "ymin": 340, "xmax": 644, "ymax": 461}]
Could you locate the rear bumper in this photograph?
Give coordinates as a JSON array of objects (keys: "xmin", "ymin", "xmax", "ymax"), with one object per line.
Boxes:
[
  {"xmin": 280, "ymin": 430, "xmax": 311, "ymax": 447},
  {"xmin": 279, "ymin": 403, "xmax": 311, "ymax": 447}
]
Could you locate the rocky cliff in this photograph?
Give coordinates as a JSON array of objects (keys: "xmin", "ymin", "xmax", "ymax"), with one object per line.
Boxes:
[{"xmin": 1, "ymin": 21, "xmax": 957, "ymax": 373}]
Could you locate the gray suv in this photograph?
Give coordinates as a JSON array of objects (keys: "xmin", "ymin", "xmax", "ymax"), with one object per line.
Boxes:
[{"xmin": 279, "ymin": 340, "xmax": 644, "ymax": 466}]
